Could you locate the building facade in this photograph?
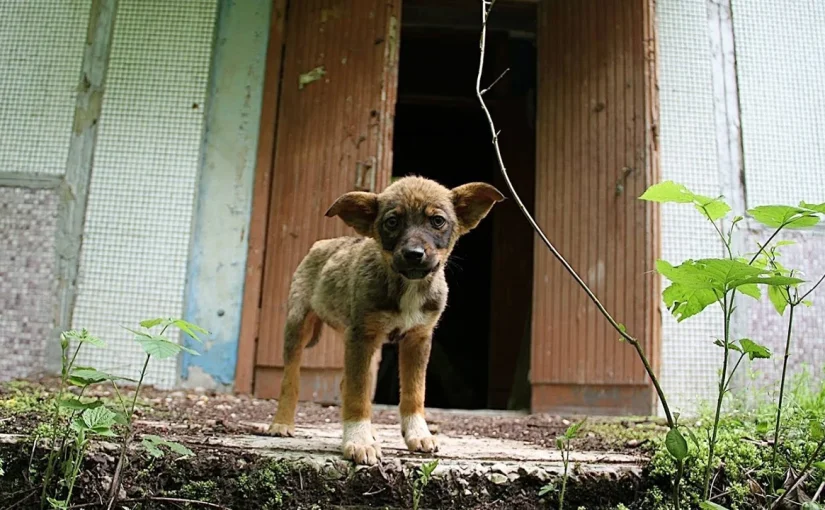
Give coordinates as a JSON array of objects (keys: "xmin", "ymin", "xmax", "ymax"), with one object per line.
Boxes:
[{"xmin": 1, "ymin": 0, "xmax": 823, "ymax": 417}]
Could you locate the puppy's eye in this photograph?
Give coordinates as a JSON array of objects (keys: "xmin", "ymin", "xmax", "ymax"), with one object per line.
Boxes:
[
  {"xmin": 384, "ymin": 217, "xmax": 399, "ymax": 230},
  {"xmin": 430, "ymin": 216, "xmax": 446, "ymax": 229}
]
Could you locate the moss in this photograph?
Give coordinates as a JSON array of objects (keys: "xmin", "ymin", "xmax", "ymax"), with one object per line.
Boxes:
[
  {"xmin": 236, "ymin": 459, "xmax": 294, "ymax": 509},
  {"xmin": 170, "ymin": 480, "xmax": 219, "ymax": 503}
]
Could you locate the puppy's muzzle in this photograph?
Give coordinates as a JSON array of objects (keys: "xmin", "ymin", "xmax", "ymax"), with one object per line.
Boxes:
[{"xmin": 393, "ymin": 246, "xmax": 438, "ymax": 280}]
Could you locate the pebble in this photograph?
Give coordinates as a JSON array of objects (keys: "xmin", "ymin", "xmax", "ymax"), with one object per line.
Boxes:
[{"xmin": 488, "ymin": 473, "xmax": 508, "ymax": 485}]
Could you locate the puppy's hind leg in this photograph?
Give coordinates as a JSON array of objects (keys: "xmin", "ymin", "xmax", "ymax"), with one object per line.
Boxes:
[{"xmin": 267, "ymin": 309, "xmax": 322, "ymax": 436}]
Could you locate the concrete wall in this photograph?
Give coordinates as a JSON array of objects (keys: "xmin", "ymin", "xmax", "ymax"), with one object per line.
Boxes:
[
  {"xmin": 0, "ymin": 0, "xmax": 91, "ymax": 382},
  {"xmin": 181, "ymin": 0, "xmax": 273, "ymax": 389}
]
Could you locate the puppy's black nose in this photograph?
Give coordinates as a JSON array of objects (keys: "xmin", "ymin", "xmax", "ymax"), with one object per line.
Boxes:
[{"xmin": 402, "ymin": 246, "xmax": 425, "ymax": 263}]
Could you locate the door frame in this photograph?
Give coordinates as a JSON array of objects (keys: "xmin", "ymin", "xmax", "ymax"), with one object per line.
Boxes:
[{"xmin": 235, "ymin": 0, "xmax": 288, "ymax": 394}]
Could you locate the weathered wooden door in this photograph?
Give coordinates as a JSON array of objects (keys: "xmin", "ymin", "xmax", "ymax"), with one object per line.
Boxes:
[
  {"xmin": 253, "ymin": 0, "xmax": 401, "ymax": 400},
  {"xmin": 531, "ymin": 0, "xmax": 661, "ymax": 415}
]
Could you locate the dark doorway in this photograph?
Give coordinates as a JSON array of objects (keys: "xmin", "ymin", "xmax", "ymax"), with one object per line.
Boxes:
[{"xmin": 373, "ymin": 1, "xmax": 537, "ymax": 410}]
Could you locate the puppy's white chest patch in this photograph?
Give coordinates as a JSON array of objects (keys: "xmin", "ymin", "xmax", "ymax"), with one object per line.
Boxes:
[{"xmin": 395, "ymin": 284, "xmax": 428, "ymax": 332}]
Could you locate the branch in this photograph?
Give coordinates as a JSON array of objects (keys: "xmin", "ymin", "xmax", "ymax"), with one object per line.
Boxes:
[
  {"xmin": 769, "ymin": 437, "xmax": 825, "ymax": 510},
  {"xmin": 480, "ymin": 68, "xmax": 509, "ymax": 95},
  {"xmin": 474, "ymin": 1, "xmax": 674, "ymax": 427},
  {"xmin": 69, "ymin": 497, "xmax": 231, "ymax": 510},
  {"xmin": 799, "ymin": 272, "xmax": 825, "ymax": 302}
]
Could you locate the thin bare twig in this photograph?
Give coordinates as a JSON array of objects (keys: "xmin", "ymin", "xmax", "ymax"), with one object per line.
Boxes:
[
  {"xmin": 770, "ymin": 438, "xmax": 825, "ymax": 510},
  {"xmin": 69, "ymin": 496, "xmax": 231, "ymax": 510},
  {"xmin": 480, "ymin": 68, "xmax": 509, "ymax": 95},
  {"xmin": 814, "ymin": 481, "xmax": 825, "ymax": 502},
  {"xmin": 474, "ymin": 0, "xmax": 674, "ymax": 429},
  {"xmin": 799, "ymin": 272, "xmax": 825, "ymax": 302}
]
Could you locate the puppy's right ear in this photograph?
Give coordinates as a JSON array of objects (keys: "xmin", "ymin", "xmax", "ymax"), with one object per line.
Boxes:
[{"xmin": 325, "ymin": 191, "xmax": 378, "ymax": 237}]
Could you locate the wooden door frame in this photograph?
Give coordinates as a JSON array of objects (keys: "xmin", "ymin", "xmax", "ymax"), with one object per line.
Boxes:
[
  {"xmin": 235, "ymin": 0, "xmax": 288, "ymax": 394},
  {"xmin": 528, "ymin": 0, "xmax": 662, "ymax": 416}
]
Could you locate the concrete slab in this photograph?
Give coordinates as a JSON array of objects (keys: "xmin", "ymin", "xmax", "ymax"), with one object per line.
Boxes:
[{"xmin": 131, "ymin": 420, "xmax": 645, "ymax": 483}]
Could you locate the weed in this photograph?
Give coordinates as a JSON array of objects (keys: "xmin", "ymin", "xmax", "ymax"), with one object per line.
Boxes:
[
  {"xmin": 27, "ymin": 318, "xmax": 207, "ymax": 510},
  {"xmin": 411, "ymin": 459, "xmax": 438, "ymax": 510}
]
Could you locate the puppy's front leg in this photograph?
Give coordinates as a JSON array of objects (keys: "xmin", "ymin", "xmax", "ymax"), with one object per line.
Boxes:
[
  {"xmin": 399, "ymin": 326, "xmax": 438, "ymax": 453},
  {"xmin": 341, "ymin": 327, "xmax": 382, "ymax": 465}
]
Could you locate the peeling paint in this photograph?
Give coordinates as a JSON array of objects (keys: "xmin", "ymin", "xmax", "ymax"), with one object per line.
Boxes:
[
  {"xmin": 299, "ymin": 66, "xmax": 326, "ymax": 89},
  {"xmin": 182, "ymin": 0, "xmax": 272, "ymax": 388},
  {"xmin": 320, "ymin": 6, "xmax": 340, "ymax": 23}
]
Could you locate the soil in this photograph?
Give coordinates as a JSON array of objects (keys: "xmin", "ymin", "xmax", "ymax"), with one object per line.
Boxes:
[
  {"xmin": 0, "ymin": 378, "xmax": 664, "ymax": 454},
  {"xmin": 0, "ymin": 379, "xmax": 662, "ymax": 509}
]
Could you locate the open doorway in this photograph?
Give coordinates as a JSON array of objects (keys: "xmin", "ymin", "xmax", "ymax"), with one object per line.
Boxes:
[{"xmin": 373, "ymin": 1, "xmax": 537, "ymax": 410}]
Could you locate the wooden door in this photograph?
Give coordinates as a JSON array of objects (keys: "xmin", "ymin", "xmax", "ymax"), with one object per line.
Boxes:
[
  {"xmin": 253, "ymin": 0, "xmax": 401, "ymax": 400},
  {"xmin": 531, "ymin": 0, "xmax": 661, "ymax": 415}
]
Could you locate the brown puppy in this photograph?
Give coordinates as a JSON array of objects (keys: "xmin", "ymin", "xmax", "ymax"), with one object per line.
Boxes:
[{"xmin": 266, "ymin": 175, "xmax": 505, "ymax": 465}]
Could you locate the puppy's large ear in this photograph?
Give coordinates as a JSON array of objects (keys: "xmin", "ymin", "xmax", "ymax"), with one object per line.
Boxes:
[
  {"xmin": 325, "ymin": 191, "xmax": 378, "ymax": 237},
  {"xmin": 450, "ymin": 182, "xmax": 506, "ymax": 233}
]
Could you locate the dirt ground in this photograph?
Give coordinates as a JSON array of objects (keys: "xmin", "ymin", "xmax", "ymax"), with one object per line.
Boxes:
[
  {"xmin": 0, "ymin": 378, "xmax": 664, "ymax": 455},
  {"xmin": 0, "ymin": 379, "xmax": 663, "ymax": 509}
]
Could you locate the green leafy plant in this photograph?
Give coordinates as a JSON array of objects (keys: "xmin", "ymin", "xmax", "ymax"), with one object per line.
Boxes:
[
  {"xmin": 34, "ymin": 318, "xmax": 206, "ymax": 510},
  {"xmin": 561, "ymin": 419, "xmax": 585, "ymax": 509},
  {"xmin": 411, "ymin": 459, "xmax": 439, "ymax": 510},
  {"xmin": 641, "ymin": 181, "xmax": 824, "ymax": 505},
  {"xmin": 105, "ymin": 318, "xmax": 206, "ymax": 509}
]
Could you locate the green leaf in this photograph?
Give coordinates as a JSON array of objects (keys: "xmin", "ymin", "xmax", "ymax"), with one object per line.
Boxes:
[
  {"xmin": 802, "ymin": 502, "xmax": 825, "ymax": 510},
  {"xmin": 656, "ymin": 258, "xmax": 794, "ymax": 321},
  {"xmin": 695, "ymin": 196, "xmax": 732, "ymax": 221},
  {"xmin": 538, "ymin": 483, "xmax": 556, "ymax": 496},
  {"xmin": 800, "ymin": 201, "xmax": 825, "ymax": 214},
  {"xmin": 813, "ymin": 462, "xmax": 825, "ymax": 471},
  {"xmin": 640, "ymin": 181, "xmax": 697, "ymax": 204},
  {"xmin": 732, "ymin": 275, "xmax": 804, "ymax": 288},
  {"xmin": 714, "ymin": 339, "xmax": 742, "ymax": 353},
  {"xmin": 59, "ymin": 397, "xmax": 103, "ymax": 411},
  {"xmin": 47, "ymin": 497, "xmax": 68, "ymax": 509},
  {"xmin": 142, "ymin": 438, "xmax": 164, "ymax": 458},
  {"xmin": 139, "ymin": 318, "xmax": 165, "ymax": 329},
  {"xmin": 112, "ymin": 411, "xmax": 129, "ymax": 426},
  {"xmin": 665, "ymin": 428, "xmax": 689, "ymax": 460},
  {"xmin": 82, "ymin": 406, "xmax": 117, "ymax": 430},
  {"xmin": 810, "ymin": 420, "xmax": 824, "ymax": 441},
  {"xmin": 685, "ymin": 427, "xmax": 700, "ymax": 451},
  {"xmin": 738, "ymin": 339, "xmax": 771, "ymax": 360},
  {"xmin": 171, "ymin": 319, "xmax": 208, "ymax": 341},
  {"xmin": 736, "ymin": 283, "xmax": 761, "ymax": 300},
  {"xmin": 768, "ymin": 285, "xmax": 790, "ymax": 315},
  {"xmin": 141, "ymin": 434, "xmax": 195, "ymax": 459},
  {"xmin": 774, "ymin": 240, "xmax": 797, "ymax": 248},
  {"xmin": 60, "ymin": 329, "xmax": 105, "ymax": 348},
  {"xmin": 556, "ymin": 437, "xmax": 565, "ymax": 450},
  {"xmin": 135, "ymin": 335, "xmax": 199, "ymax": 359},
  {"xmin": 69, "ymin": 367, "xmax": 135, "ymax": 386},
  {"xmin": 802, "ymin": 299, "xmax": 814, "ymax": 307},
  {"xmin": 617, "ymin": 323, "xmax": 627, "ymax": 342},
  {"xmin": 565, "ymin": 418, "xmax": 587, "ymax": 439},
  {"xmin": 165, "ymin": 440, "xmax": 195, "ymax": 458},
  {"xmin": 756, "ymin": 419, "xmax": 770, "ymax": 435},
  {"xmin": 91, "ymin": 426, "xmax": 118, "ymax": 438},
  {"xmin": 700, "ymin": 502, "xmax": 730, "ymax": 510},
  {"xmin": 748, "ymin": 205, "xmax": 820, "ymax": 229}
]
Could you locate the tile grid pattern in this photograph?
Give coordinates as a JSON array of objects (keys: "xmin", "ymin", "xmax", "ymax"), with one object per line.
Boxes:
[{"xmin": 71, "ymin": 0, "xmax": 217, "ymax": 388}]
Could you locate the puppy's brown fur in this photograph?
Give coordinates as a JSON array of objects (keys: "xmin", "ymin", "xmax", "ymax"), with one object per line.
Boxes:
[{"xmin": 267, "ymin": 176, "xmax": 504, "ymax": 465}]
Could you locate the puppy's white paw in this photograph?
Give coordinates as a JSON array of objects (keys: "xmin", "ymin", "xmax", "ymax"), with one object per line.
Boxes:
[
  {"xmin": 402, "ymin": 414, "xmax": 438, "ymax": 453},
  {"xmin": 342, "ymin": 420, "xmax": 382, "ymax": 465},
  {"xmin": 266, "ymin": 422, "xmax": 295, "ymax": 437}
]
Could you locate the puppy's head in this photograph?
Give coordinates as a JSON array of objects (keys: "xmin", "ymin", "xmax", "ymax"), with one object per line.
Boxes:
[{"xmin": 325, "ymin": 176, "xmax": 505, "ymax": 280}]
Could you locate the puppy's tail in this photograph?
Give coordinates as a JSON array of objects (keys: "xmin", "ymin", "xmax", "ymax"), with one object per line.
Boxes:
[
  {"xmin": 283, "ymin": 308, "xmax": 323, "ymax": 363},
  {"xmin": 304, "ymin": 315, "xmax": 323, "ymax": 349}
]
